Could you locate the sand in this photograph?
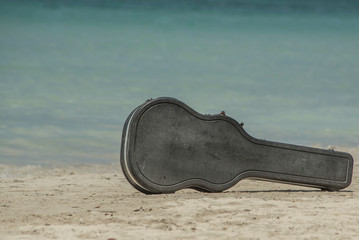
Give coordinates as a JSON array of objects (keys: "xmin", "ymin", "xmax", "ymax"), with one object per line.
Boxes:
[{"xmin": 1, "ymin": 147, "xmax": 358, "ymax": 240}]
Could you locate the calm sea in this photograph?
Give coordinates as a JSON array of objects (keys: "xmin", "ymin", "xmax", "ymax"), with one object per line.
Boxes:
[{"xmin": 1, "ymin": 0, "xmax": 358, "ymax": 166}]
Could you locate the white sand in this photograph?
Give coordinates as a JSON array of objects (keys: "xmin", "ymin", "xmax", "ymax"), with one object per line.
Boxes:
[{"xmin": 1, "ymin": 147, "xmax": 358, "ymax": 240}]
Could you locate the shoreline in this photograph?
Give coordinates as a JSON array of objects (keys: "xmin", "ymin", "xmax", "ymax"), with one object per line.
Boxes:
[{"xmin": 1, "ymin": 146, "xmax": 358, "ymax": 239}]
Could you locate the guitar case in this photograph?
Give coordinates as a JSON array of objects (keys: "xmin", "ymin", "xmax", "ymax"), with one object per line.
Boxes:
[{"xmin": 120, "ymin": 97, "xmax": 353, "ymax": 194}]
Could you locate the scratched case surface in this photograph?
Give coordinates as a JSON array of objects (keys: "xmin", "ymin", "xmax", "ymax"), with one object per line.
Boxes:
[{"xmin": 120, "ymin": 97, "xmax": 353, "ymax": 194}]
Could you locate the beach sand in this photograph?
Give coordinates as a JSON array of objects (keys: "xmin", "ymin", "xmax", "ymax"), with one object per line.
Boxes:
[{"xmin": 1, "ymin": 147, "xmax": 358, "ymax": 240}]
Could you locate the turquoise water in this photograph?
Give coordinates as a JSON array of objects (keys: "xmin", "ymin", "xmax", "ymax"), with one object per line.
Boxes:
[{"xmin": 1, "ymin": 0, "xmax": 359, "ymax": 165}]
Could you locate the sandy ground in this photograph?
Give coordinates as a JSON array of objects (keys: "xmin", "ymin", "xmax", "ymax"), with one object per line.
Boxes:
[{"xmin": 0, "ymin": 147, "xmax": 358, "ymax": 240}]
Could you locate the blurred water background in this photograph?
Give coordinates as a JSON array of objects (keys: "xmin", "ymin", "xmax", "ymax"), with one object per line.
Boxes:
[{"xmin": 1, "ymin": 0, "xmax": 358, "ymax": 166}]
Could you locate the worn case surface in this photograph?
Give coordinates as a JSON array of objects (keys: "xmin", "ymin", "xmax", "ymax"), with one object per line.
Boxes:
[{"xmin": 121, "ymin": 97, "xmax": 353, "ymax": 194}]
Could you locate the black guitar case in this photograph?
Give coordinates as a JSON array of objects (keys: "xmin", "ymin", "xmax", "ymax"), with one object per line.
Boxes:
[{"xmin": 120, "ymin": 97, "xmax": 353, "ymax": 194}]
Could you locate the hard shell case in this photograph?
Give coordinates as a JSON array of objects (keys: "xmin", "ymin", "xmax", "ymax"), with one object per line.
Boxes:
[{"xmin": 121, "ymin": 97, "xmax": 353, "ymax": 194}]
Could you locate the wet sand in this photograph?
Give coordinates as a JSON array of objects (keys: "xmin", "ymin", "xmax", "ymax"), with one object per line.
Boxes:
[{"xmin": 1, "ymin": 147, "xmax": 358, "ymax": 240}]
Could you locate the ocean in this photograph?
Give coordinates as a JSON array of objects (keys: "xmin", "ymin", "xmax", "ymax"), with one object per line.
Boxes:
[{"xmin": 1, "ymin": 0, "xmax": 358, "ymax": 166}]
